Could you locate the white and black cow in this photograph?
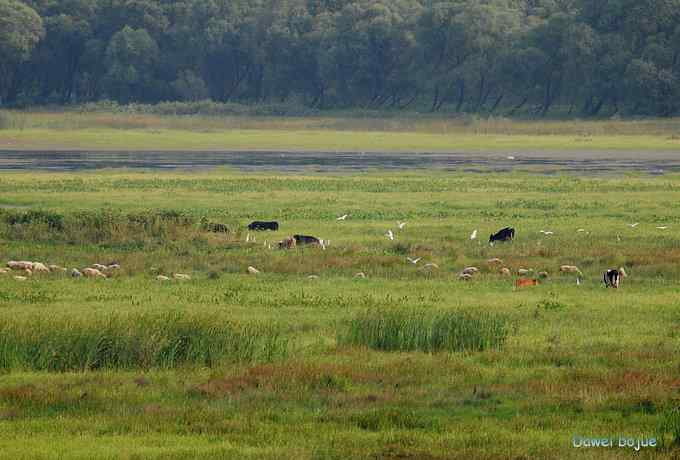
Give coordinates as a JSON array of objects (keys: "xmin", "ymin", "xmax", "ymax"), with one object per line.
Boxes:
[
  {"xmin": 603, "ymin": 269, "xmax": 621, "ymax": 288},
  {"xmin": 489, "ymin": 227, "xmax": 515, "ymax": 243}
]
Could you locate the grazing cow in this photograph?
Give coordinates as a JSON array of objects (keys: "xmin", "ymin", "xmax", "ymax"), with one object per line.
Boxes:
[
  {"xmin": 604, "ymin": 267, "xmax": 627, "ymax": 288},
  {"xmin": 489, "ymin": 227, "xmax": 515, "ymax": 243},
  {"xmin": 293, "ymin": 234, "xmax": 322, "ymax": 246},
  {"xmin": 248, "ymin": 221, "xmax": 279, "ymax": 231},
  {"xmin": 515, "ymin": 278, "xmax": 539, "ymax": 288}
]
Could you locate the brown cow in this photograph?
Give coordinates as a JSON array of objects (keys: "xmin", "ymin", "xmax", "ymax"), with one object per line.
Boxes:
[{"xmin": 515, "ymin": 278, "xmax": 539, "ymax": 288}]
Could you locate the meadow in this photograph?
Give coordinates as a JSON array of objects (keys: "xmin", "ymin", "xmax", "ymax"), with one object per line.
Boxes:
[
  {"xmin": 1, "ymin": 109, "xmax": 680, "ymax": 152},
  {"xmin": 0, "ymin": 169, "xmax": 679, "ymax": 459}
]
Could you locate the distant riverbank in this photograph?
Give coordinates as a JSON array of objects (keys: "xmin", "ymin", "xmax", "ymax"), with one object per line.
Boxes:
[{"xmin": 1, "ymin": 110, "xmax": 679, "ymax": 153}]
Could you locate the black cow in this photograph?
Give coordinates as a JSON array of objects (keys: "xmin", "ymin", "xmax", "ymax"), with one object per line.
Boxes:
[
  {"xmin": 603, "ymin": 269, "xmax": 621, "ymax": 288},
  {"xmin": 489, "ymin": 227, "xmax": 515, "ymax": 243},
  {"xmin": 293, "ymin": 234, "xmax": 322, "ymax": 246},
  {"xmin": 248, "ymin": 221, "xmax": 279, "ymax": 231}
]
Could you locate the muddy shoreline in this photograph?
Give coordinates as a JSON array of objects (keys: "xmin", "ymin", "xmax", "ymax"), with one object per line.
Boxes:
[{"xmin": 0, "ymin": 149, "xmax": 679, "ymax": 173}]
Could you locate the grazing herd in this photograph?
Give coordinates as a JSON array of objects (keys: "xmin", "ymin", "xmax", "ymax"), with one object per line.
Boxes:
[{"xmin": 1, "ymin": 221, "xmax": 629, "ymax": 289}]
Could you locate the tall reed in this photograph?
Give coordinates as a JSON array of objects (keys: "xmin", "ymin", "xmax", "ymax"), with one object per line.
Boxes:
[
  {"xmin": 340, "ymin": 308, "xmax": 509, "ymax": 353},
  {"xmin": 0, "ymin": 312, "xmax": 288, "ymax": 371}
]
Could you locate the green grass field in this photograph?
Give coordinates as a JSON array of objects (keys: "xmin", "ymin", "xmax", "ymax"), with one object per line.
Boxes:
[
  {"xmin": 1, "ymin": 110, "xmax": 680, "ymax": 152},
  {"xmin": 0, "ymin": 170, "xmax": 679, "ymax": 458}
]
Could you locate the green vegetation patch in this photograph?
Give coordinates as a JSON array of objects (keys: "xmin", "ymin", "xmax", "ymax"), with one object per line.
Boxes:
[
  {"xmin": 0, "ymin": 312, "xmax": 288, "ymax": 371},
  {"xmin": 340, "ymin": 309, "xmax": 509, "ymax": 353}
]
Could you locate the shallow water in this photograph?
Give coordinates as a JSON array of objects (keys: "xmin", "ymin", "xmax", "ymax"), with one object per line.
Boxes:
[{"xmin": 0, "ymin": 150, "xmax": 677, "ymax": 174}]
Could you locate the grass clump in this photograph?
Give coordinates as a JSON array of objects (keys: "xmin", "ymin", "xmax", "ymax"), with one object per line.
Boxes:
[
  {"xmin": 340, "ymin": 308, "xmax": 509, "ymax": 353},
  {"xmin": 0, "ymin": 312, "xmax": 287, "ymax": 371},
  {"xmin": 658, "ymin": 406, "xmax": 680, "ymax": 448}
]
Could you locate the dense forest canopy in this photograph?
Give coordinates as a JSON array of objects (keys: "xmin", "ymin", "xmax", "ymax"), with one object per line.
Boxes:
[{"xmin": 0, "ymin": 0, "xmax": 679, "ymax": 116}]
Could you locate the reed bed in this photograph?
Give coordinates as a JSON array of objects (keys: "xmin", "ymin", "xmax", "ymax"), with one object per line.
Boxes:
[
  {"xmin": 0, "ymin": 312, "xmax": 288, "ymax": 371},
  {"xmin": 340, "ymin": 309, "xmax": 509, "ymax": 353}
]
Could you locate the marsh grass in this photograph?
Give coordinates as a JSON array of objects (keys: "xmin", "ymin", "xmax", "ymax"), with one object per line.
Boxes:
[
  {"xmin": 1, "ymin": 109, "xmax": 680, "ymax": 151},
  {"xmin": 0, "ymin": 170, "xmax": 678, "ymax": 458},
  {"xmin": 0, "ymin": 312, "xmax": 287, "ymax": 371},
  {"xmin": 340, "ymin": 309, "xmax": 509, "ymax": 353},
  {"xmin": 0, "ymin": 208, "xmax": 200, "ymax": 244},
  {"xmin": 658, "ymin": 406, "xmax": 680, "ymax": 448}
]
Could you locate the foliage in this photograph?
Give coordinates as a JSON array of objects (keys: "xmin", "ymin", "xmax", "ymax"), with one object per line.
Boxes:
[
  {"xmin": 0, "ymin": 312, "xmax": 288, "ymax": 371},
  {"xmin": 340, "ymin": 309, "xmax": 509, "ymax": 352},
  {"xmin": 1, "ymin": 0, "xmax": 679, "ymax": 115}
]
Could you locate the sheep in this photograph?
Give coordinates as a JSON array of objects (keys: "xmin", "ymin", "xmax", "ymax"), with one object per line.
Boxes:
[
  {"xmin": 92, "ymin": 264, "xmax": 108, "ymax": 271},
  {"xmin": 462, "ymin": 267, "xmax": 479, "ymax": 275},
  {"xmin": 518, "ymin": 268, "xmax": 533, "ymax": 276},
  {"xmin": 307, "ymin": 275, "xmax": 319, "ymax": 280},
  {"xmin": 13, "ymin": 276, "xmax": 28, "ymax": 282},
  {"xmin": 157, "ymin": 275, "xmax": 171, "ymax": 281},
  {"xmin": 49, "ymin": 265, "xmax": 67, "ymax": 272},
  {"xmin": 247, "ymin": 266, "xmax": 261, "ymax": 275},
  {"xmin": 354, "ymin": 272, "xmax": 367, "ymax": 279},
  {"xmin": 499, "ymin": 267, "xmax": 511, "ymax": 276},
  {"xmin": 487, "ymin": 258, "xmax": 503, "ymax": 265},
  {"xmin": 71, "ymin": 269, "xmax": 82, "ymax": 278},
  {"xmin": 0, "ymin": 268, "xmax": 9, "ymax": 275},
  {"xmin": 82, "ymin": 268, "xmax": 106, "ymax": 278},
  {"xmin": 458, "ymin": 273, "xmax": 473, "ymax": 281},
  {"xmin": 7, "ymin": 261, "xmax": 33, "ymax": 271},
  {"xmin": 107, "ymin": 264, "xmax": 121, "ymax": 270},
  {"xmin": 32, "ymin": 262, "xmax": 50, "ymax": 273},
  {"xmin": 173, "ymin": 273, "xmax": 191, "ymax": 281},
  {"xmin": 559, "ymin": 265, "xmax": 583, "ymax": 276},
  {"xmin": 419, "ymin": 263, "xmax": 440, "ymax": 271}
]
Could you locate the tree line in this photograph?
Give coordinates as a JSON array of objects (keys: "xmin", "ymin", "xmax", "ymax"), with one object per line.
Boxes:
[{"xmin": 1, "ymin": 0, "xmax": 679, "ymax": 116}]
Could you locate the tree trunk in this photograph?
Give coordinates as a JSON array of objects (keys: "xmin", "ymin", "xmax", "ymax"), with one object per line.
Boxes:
[
  {"xmin": 489, "ymin": 93, "xmax": 504, "ymax": 114},
  {"xmin": 455, "ymin": 79, "xmax": 465, "ymax": 112},
  {"xmin": 508, "ymin": 96, "xmax": 528, "ymax": 116},
  {"xmin": 430, "ymin": 85, "xmax": 440, "ymax": 112}
]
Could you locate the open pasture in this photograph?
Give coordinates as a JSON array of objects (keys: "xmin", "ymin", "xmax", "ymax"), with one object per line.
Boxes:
[{"xmin": 0, "ymin": 169, "xmax": 679, "ymax": 458}]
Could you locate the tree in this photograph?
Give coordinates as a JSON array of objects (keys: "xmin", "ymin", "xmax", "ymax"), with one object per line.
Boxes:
[
  {"xmin": 103, "ymin": 26, "xmax": 160, "ymax": 102},
  {"xmin": 0, "ymin": 0, "xmax": 44, "ymax": 103}
]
